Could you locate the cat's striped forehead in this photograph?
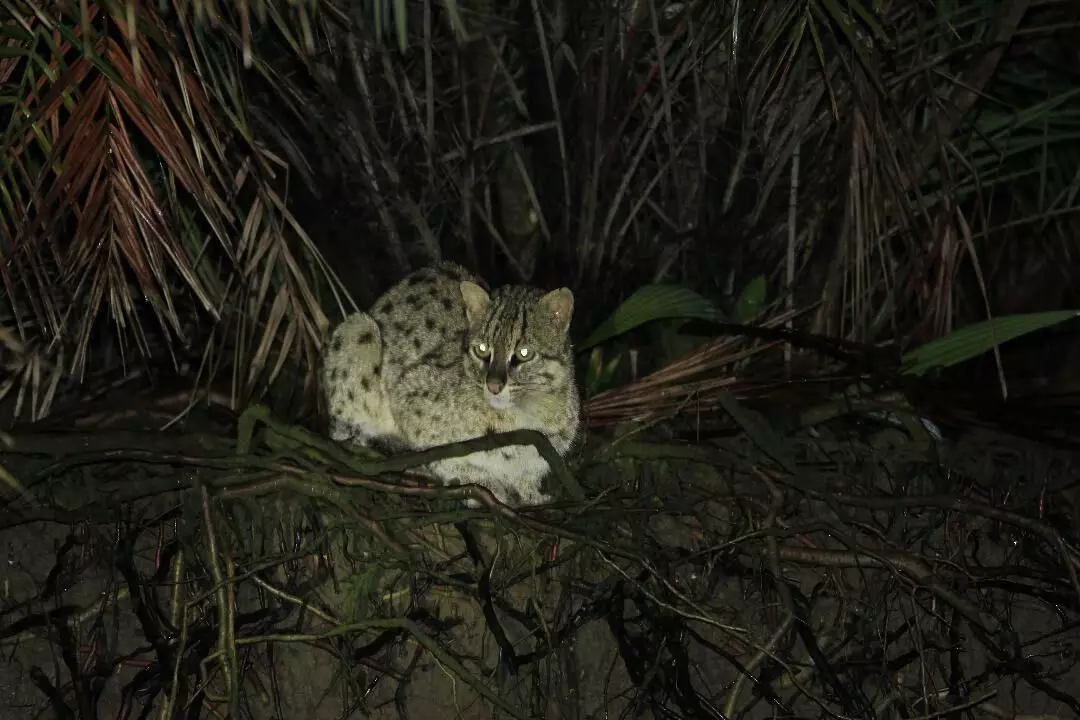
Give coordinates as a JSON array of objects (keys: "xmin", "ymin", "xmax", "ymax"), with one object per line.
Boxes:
[{"xmin": 475, "ymin": 286, "xmax": 564, "ymax": 351}]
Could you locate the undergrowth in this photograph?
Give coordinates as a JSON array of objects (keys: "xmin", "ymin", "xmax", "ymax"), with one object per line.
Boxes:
[{"xmin": 2, "ymin": 365, "xmax": 1080, "ymax": 718}]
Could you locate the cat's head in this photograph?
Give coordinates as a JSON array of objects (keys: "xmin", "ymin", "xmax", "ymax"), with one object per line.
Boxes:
[{"xmin": 459, "ymin": 280, "xmax": 575, "ymax": 411}]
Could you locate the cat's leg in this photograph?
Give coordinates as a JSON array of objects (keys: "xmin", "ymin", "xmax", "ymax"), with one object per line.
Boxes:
[
  {"xmin": 323, "ymin": 312, "xmax": 398, "ymax": 444},
  {"xmin": 385, "ymin": 366, "xmax": 470, "ymax": 486},
  {"xmin": 429, "ymin": 456, "xmax": 517, "ymax": 507},
  {"xmin": 387, "ymin": 373, "xmax": 508, "ymax": 504},
  {"xmin": 388, "ymin": 369, "xmax": 553, "ymax": 507},
  {"xmin": 494, "ymin": 445, "xmax": 553, "ymax": 506},
  {"xmin": 385, "ymin": 364, "xmax": 449, "ymax": 445},
  {"xmin": 437, "ymin": 450, "xmax": 552, "ymax": 507}
]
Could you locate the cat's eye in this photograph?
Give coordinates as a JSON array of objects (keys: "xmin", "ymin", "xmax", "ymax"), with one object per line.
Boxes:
[
  {"xmin": 472, "ymin": 341, "xmax": 491, "ymax": 359},
  {"xmin": 514, "ymin": 347, "xmax": 534, "ymax": 363}
]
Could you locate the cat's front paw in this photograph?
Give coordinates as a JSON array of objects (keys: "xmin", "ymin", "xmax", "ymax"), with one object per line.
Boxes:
[
  {"xmin": 512, "ymin": 485, "xmax": 553, "ymax": 507},
  {"xmin": 533, "ymin": 492, "xmax": 554, "ymax": 506}
]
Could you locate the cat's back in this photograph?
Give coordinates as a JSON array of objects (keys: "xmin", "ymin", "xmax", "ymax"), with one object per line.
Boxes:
[{"xmin": 371, "ymin": 262, "xmax": 482, "ymax": 373}]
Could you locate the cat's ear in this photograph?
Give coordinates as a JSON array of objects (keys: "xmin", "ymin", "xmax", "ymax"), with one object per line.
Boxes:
[
  {"xmin": 459, "ymin": 281, "xmax": 490, "ymax": 324},
  {"xmin": 538, "ymin": 288, "xmax": 574, "ymax": 333}
]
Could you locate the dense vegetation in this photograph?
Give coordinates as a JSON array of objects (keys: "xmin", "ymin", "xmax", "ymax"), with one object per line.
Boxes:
[
  {"xmin": 2, "ymin": 1, "xmax": 1079, "ymax": 718},
  {"xmin": 2, "ymin": 0, "xmax": 1078, "ymax": 415}
]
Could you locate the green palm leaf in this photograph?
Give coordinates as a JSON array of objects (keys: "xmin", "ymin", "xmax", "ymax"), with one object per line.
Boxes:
[
  {"xmin": 578, "ymin": 284, "xmax": 724, "ymax": 352},
  {"xmin": 902, "ymin": 310, "xmax": 1079, "ymax": 377}
]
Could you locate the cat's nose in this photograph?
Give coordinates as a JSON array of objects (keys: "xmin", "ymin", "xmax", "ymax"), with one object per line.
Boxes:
[{"xmin": 486, "ymin": 378, "xmax": 505, "ymax": 394}]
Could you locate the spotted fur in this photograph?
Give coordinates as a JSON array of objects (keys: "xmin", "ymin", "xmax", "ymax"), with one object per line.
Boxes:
[{"xmin": 321, "ymin": 262, "xmax": 580, "ymax": 506}]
